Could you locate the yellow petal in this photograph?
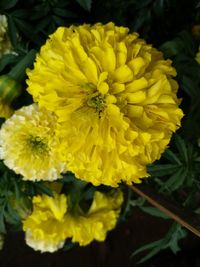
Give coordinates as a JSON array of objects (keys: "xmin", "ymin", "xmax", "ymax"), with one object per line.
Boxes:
[
  {"xmin": 116, "ymin": 42, "xmax": 127, "ymax": 67},
  {"xmin": 102, "ymin": 47, "xmax": 116, "ymax": 72},
  {"xmin": 128, "ymin": 57, "xmax": 146, "ymax": 75},
  {"xmin": 126, "ymin": 77, "xmax": 148, "ymax": 92},
  {"xmin": 82, "ymin": 57, "xmax": 98, "ymax": 84},
  {"xmin": 147, "ymin": 79, "xmax": 163, "ymax": 97},
  {"xmin": 111, "ymin": 83, "xmax": 125, "ymax": 94},
  {"xmin": 126, "ymin": 91, "xmax": 146, "ymax": 104},
  {"xmin": 113, "ymin": 65, "xmax": 133, "ymax": 83},
  {"xmin": 127, "ymin": 105, "xmax": 143, "ymax": 117},
  {"xmin": 156, "ymin": 95, "xmax": 176, "ymax": 104}
]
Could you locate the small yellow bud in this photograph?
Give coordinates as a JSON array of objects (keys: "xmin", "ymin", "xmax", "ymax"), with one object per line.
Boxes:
[
  {"xmin": 0, "ymin": 14, "xmax": 12, "ymax": 58},
  {"xmin": 0, "ymin": 75, "xmax": 22, "ymax": 118}
]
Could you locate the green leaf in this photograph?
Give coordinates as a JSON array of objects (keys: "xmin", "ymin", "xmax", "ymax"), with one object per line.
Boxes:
[
  {"xmin": 9, "ymin": 49, "xmax": 37, "ymax": 82},
  {"xmin": 35, "ymin": 182, "xmax": 54, "ymax": 197},
  {"xmin": 0, "ymin": 54, "xmax": 18, "ymax": 72},
  {"xmin": 163, "ymin": 149, "xmax": 182, "ymax": 165},
  {"xmin": 195, "ymin": 207, "xmax": 200, "ymax": 214},
  {"xmin": 138, "ymin": 245, "xmax": 163, "ymax": 263},
  {"xmin": 148, "ymin": 164, "xmax": 180, "ymax": 176},
  {"xmin": 14, "ymin": 18, "xmax": 33, "ymax": 38},
  {"xmin": 160, "ymin": 31, "xmax": 194, "ymax": 58},
  {"xmin": 139, "ymin": 206, "xmax": 169, "ymax": 219},
  {"xmin": 166, "ymin": 224, "xmax": 187, "ymax": 253},
  {"xmin": 131, "ymin": 239, "xmax": 162, "ymax": 257},
  {"xmin": 11, "ymin": 9, "xmax": 29, "ymax": 19},
  {"xmin": 7, "ymin": 15, "xmax": 18, "ymax": 47},
  {"xmin": 4, "ymin": 204, "xmax": 21, "ymax": 225},
  {"xmin": 163, "ymin": 167, "xmax": 186, "ymax": 191},
  {"xmin": 132, "ymin": 8, "xmax": 151, "ymax": 31},
  {"xmin": 132, "ymin": 223, "xmax": 187, "ymax": 263},
  {"xmin": 0, "ymin": 118, "xmax": 5, "ymax": 127},
  {"xmin": 181, "ymin": 76, "xmax": 199, "ymax": 99},
  {"xmin": 62, "ymin": 241, "xmax": 76, "ymax": 251},
  {"xmin": 61, "ymin": 172, "xmax": 77, "ymax": 183},
  {"xmin": 0, "ymin": 0, "xmax": 18, "ymax": 9},
  {"xmin": 53, "ymin": 8, "xmax": 77, "ymax": 18},
  {"xmin": 34, "ymin": 16, "xmax": 51, "ymax": 34},
  {"xmin": 75, "ymin": 0, "xmax": 92, "ymax": 11},
  {"xmin": 12, "ymin": 178, "xmax": 21, "ymax": 199},
  {"xmin": 174, "ymin": 135, "xmax": 188, "ymax": 163},
  {"xmin": 160, "ymin": 39, "xmax": 183, "ymax": 58}
]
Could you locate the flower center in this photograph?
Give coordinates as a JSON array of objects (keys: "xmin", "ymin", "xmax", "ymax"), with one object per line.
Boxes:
[
  {"xmin": 87, "ymin": 92, "xmax": 106, "ymax": 113},
  {"xmin": 27, "ymin": 135, "xmax": 49, "ymax": 155}
]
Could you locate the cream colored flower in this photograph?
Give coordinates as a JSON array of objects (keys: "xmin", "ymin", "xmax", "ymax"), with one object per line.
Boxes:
[
  {"xmin": 0, "ymin": 104, "xmax": 66, "ymax": 181},
  {"xmin": 23, "ymin": 193, "xmax": 67, "ymax": 252}
]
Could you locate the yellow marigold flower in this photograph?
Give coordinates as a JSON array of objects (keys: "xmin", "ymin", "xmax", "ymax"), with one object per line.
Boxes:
[
  {"xmin": 26, "ymin": 22, "xmax": 183, "ymax": 187},
  {"xmin": 23, "ymin": 193, "xmax": 67, "ymax": 252},
  {"xmin": 65, "ymin": 190, "xmax": 123, "ymax": 246},
  {"xmin": 23, "ymin": 190, "xmax": 123, "ymax": 252},
  {"xmin": 0, "ymin": 104, "xmax": 66, "ymax": 181},
  {"xmin": 0, "ymin": 15, "xmax": 12, "ymax": 57}
]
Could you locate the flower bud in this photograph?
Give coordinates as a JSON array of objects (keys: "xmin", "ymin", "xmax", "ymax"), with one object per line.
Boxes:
[
  {"xmin": 0, "ymin": 75, "xmax": 22, "ymax": 118},
  {"xmin": 0, "ymin": 14, "xmax": 12, "ymax": 58}
]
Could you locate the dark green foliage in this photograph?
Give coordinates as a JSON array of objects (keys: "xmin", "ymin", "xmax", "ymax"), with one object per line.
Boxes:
[
  {"xmin": 131, "ymin": 223, "xmax": 187, "ymax": 263},
  {"xmin": 0, "ymin": 162, "xmax": 27, "ymax": 233},
  {"xmin": 147, "ymin": 135, "xmax": 200, "ymax": 193}
]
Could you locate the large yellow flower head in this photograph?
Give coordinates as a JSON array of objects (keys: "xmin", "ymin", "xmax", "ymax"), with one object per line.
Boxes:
[
  {"xmin": 0, "ymin": 104, "xmax": 66, "ymax": 181},
  {"xmin": 23, "ymin": 190, "xmax": 123, "ymax": 252},
  {"xmin": 23, "ymin": 193, "xmax": 68, "ymax": 252},
  {"xmin": 27, "ymin": 22, "xmax": 183, "ymax": 187}
]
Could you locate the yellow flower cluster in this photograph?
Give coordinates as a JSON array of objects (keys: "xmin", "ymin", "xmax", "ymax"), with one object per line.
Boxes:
[
  {"xmin": 27, "ymin": 22, "xmax": 183, "ymax": 186},
  {"xmin": 23, "ymin": 190, "xmax": 123, "ymax": 252},
  {"xmin": 0, "ymin": 104, "xmax": 66, "ymax": 181},
  {"xmin": 0, "ymin": 15, "xmax": 12, "ymax": 58}
]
